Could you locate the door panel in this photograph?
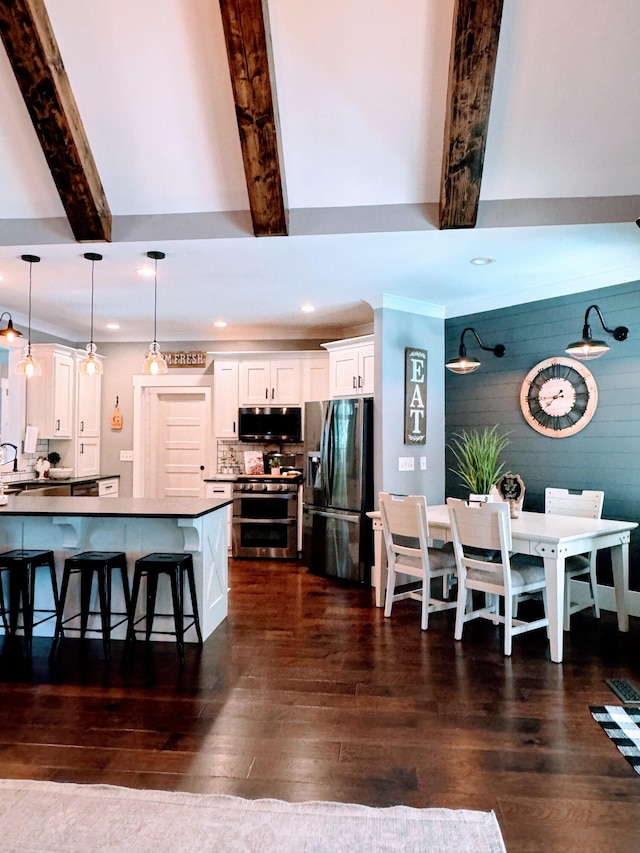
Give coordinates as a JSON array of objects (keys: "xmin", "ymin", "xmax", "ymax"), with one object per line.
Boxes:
[{"xmin": 149, "ymin": 392, "xmax": 207, "ymax": 497}]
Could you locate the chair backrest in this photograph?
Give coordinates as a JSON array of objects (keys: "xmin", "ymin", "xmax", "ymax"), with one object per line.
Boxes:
[
  {"xmin": 545, "ymin": 488, "xmax": 604, "ymax": 520},
  {"xmin": 447, "ymin": 498, "xmax": 512, "ymax": 555},
  {"xmin": 378, "ymin": 492, "xmax": 429, "ymax": 560}
]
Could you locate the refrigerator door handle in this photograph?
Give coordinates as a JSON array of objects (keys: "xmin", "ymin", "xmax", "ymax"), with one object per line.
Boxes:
[{"xmin": 306, "ymin": 508, "xmax": 360, "ymax": 523}]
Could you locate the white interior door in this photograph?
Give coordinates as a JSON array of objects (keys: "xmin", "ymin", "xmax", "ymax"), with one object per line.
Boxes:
[{"xmin": 146, "ymin": 391, "xmax": 208, "ymax": 498}]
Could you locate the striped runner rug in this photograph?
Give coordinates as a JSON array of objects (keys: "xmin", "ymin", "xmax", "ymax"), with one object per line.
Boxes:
[{"xmin": 590, "ymin": 705, "xmax": 640, "ymax": 775}]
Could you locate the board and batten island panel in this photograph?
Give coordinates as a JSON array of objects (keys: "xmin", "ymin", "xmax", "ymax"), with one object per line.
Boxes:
[{"xmin": 0, "ymin": 496, "xmax": 231, "ymax": 643}]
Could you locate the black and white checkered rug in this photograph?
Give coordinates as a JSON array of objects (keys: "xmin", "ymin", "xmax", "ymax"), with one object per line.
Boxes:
[{"xmin": 590, "ymin": 706, "xmax": 640, "ymax": 775}]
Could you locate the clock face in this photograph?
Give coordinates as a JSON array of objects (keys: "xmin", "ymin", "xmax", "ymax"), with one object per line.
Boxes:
[{"xmin": 520, "ymin": 357, "xmax": 598, "ymax": 438}]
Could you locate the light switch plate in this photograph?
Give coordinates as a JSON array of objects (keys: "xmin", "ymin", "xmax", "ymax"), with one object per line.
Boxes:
[
  {"xmin": 420, "ymin": 456, "xmax": 427, "ymax": 470},
  {"xmin": 120, "ymin": 450, "xmax": 134, "ymax": 462},
  {"xmin": 398, "ymin": 457, "xmax": 414, "ymax": 471}
]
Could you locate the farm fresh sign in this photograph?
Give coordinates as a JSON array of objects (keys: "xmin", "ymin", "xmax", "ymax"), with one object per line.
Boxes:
[{"xmin": 404, "ymin": 348, "xmax": 427, "ymax": 445}]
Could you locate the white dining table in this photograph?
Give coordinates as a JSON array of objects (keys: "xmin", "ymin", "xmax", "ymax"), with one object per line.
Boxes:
[{"xmin": 367, "ymin": 504, "xmax": 637, "ymax": 664}]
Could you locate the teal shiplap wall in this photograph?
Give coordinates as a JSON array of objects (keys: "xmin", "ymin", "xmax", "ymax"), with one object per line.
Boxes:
[{"xmin": 445, "ymin": 280, "xmax": 640, "ymax": 587}]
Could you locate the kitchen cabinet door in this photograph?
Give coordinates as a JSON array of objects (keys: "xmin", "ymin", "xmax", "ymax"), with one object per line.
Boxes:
[
  {"xmin": 25, "ymin": 345, "xmax": 75, "ymax": 438},
  {"xmin": 213, "ymin": 360, "xmax": 239, "ymax": 437},
  {"xmin": 75, "ymin": 436, "xmax": 100, "ymax": 478},
  {"xmin": 325, "ymin": 336, "xmax": 374, "ymax": 398},
  {"xmin": 239, "ymin": 359, "xmax": 300, "ymax": 406},
  {"xmin": 76, "ymin": 362, "xmax": 102, "ymax": 437}
]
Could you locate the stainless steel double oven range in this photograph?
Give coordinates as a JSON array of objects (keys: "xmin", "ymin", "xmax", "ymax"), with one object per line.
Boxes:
[{"xmin": 232, "ymin": 476, "xmax": 301, "ymax": 559}]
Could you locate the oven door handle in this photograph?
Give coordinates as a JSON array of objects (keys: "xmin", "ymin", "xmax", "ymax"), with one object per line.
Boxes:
[{"xmin": 305, "ymin": 508, "xmax": 359, "ymax": 523}]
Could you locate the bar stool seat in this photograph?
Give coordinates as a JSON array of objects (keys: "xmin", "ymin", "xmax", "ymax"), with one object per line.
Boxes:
[
  {"xmin": 127, "ymin": 552, "xmax": 203, "ymax": 663},
  {"xmin": 54, "ymin": 551, "xmax": 130, "ymax": 661},
  {"xmin": 0, "ymin": 549, "xmax": 59, "ymax": 656}
]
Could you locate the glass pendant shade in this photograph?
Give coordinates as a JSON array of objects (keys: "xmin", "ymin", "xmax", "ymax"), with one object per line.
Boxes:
[
  {"xmin": 143, "ymin": 250, "xmax": 167, "ymax": 375},
  {"xmin": 79, "ymin": 252, "xmax": 103, "ymax": 376},
  {"xmin": 79, "ymin": 341, "xmax": 103, "ymax": 375},
  {"xmin": 143, "ymin": 341, "xmax": 168, "ymax": 375},
  {"xmin": 15, "ymin": 344, "xmax": 42, "ymax": 378},
  {"xmin": 15, "ymin": 255, "xmax": 41, "ymax": 378}
]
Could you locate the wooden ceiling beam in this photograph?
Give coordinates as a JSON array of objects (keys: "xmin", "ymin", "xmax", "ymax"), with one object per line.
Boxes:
[
  {"xmin": 0, "ymin": 0, "xmax": 111, "ymax": 242},
  {"xmin": 439, "ymin": 0, "xmax": 504, "ymax": 230},
  {"xmin": 219, "ymin": 0, "xmax": 288, "ymax": 237}
]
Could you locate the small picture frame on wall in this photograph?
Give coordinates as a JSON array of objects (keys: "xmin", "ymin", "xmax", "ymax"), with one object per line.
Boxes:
[{"xmin": 404, "ymin": 347, "xmax": 427, "ymax": 445}]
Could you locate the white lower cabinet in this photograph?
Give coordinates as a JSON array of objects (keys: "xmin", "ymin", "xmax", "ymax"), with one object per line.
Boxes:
[
  {"xmin": 75, "ymin": 436, "xmax": 100, "ymax": 478},
  {"xmin": 98, "ymin": 477, "xmax": 119, "ymax": 498},
  {"xmin": 205, "ymin": 482, "xmax": 233, "ymax": 548}
]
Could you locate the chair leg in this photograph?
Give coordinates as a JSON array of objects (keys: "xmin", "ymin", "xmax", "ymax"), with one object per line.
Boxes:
[
  {"xmin": 145, "ymin": 571, "xmax": 159, "ymax": 641},
  {"xmin": 383, "ymin": 560, "xmax": 396, "ymax": 618},
  {"xmin": 185, "ymin": 560, "xmax": 203, "ymax": 645},
  {"xmin": 97, "ymin": 567, "xmax": 111, "ymax": 662},
  {"xmin": 421, "ymin": 573, "xmax": 429, "ymax": 631},
  {"xmin": 589, "ymin": 553, "xmax": 600, "ymax": 618},
  {"xmin": 0, "ymin": 572, "xmax": 8, "ymax": 632},
  {"xmin": 169, "ymin": 568, "xmax": 184, "ymax": 663},
  {"xmin": 504, "ymin": 594, "xmax": 513, "ymax": 657},
  {"xmin": 454, "ymin": 580, "xmax": 467, "ymax": 641},
  {"xmin": 127, "ymin": 568, "xmax": 142, "ymax": 642},
  {"xmin": 80, "ymin": 567, "xmax": 94, "ymax": 639},
  {"xmin": 54, "ymin": 564, "xmax": 73, "ymax": 644}
]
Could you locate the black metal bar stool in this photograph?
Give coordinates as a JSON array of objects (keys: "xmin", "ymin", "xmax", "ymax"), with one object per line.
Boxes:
[
  {"xmin": 0, "ymin": 549, "xmax": 60, "ymax": 656},
  {"xmin": 127, "ymin": 552, "xmax": 203, "ymax": 663},
  {"xmin": 53, "ymin": 551, "xmax": 130, "ymax": 661}
]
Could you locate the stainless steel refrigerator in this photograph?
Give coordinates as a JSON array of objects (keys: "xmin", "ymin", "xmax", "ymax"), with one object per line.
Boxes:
[{"xmin": 302, "ymin": 397, "xmax": 374, "ymax": 584}]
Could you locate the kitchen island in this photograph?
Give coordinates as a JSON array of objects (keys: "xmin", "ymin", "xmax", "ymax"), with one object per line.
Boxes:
[{"xmin": 0, "ymin": 496, "xmax": 231, "ymax": 643}]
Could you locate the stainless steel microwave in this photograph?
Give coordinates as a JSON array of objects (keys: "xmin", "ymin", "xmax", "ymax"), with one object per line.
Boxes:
[{"xmin": 238, "ymin": 407, "xmax": 302, "ymax": 443}]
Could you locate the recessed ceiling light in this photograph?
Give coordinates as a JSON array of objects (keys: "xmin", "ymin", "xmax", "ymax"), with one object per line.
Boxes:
[
  {"xmin": 106, "ymin": 322, "xmax": 120, "ymax": 330},
  {"xmin": 136, "ymin": 266, "xmax": 155, "ymax": 278},
  {"xmin": 470, "ymin": 257, "xmax": 495, "ymax": 265},
  {"xmin": 214, "ymin": 320, "xmax": 227, "ymax": 328},
  {"xmin": 299, "ymin": 304, "xmax": 315, "ymax": 313}
]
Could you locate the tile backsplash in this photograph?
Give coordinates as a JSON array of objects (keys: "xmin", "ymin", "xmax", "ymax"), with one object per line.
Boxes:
[
  {"xmin": 216, "ymin": 440, "xmax": 304, "ymax": 474},
  {"xmin": 1, "ymin": 438, "xmax": 49, "ymax": 482}
]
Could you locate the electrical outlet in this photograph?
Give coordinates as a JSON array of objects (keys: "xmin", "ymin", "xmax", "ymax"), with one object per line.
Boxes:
[
  {"xmin": 420, "ymin": 456, "xmax": 427, "ymax": 470},
  {"xmin": 398, "ymin": 457, "xmax": 414, "ymax": 471},
  {"xmin": 120, "ymin": 450, "xmax": 134, "ymax": 462}
]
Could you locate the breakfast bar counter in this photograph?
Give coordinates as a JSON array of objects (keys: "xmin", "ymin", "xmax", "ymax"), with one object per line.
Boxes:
[{"xmin": 0, "ymin": 496, "xmax": 231, "ymax": 643}]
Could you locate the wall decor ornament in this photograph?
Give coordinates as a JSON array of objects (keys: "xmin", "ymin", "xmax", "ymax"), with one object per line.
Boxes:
[
  {"xmin": 520, "ymin": 356, "xmax": 598, "ymax": 438},
  {"xmin": 404, "ymin": 347, "xmax": 427, "ymax": 445}
]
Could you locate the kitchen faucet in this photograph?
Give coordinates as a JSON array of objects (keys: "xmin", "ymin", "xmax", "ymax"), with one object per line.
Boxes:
[{"xmin": 0, "ymin": 443, "xmax": 18, "ymax": 473}]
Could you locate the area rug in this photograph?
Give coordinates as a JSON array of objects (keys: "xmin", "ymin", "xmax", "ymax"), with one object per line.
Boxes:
[
  {"xmin": 0, "ymin": 778, "xmax": 507, "ymax": 853},
  {"xmin": 591, "ymin": 705, "xmax": 640, "ymax": 775}
]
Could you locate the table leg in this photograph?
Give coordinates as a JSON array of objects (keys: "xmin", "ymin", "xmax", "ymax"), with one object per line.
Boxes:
[
  {"xmin": 371, "ymin": 524, "xmax": 386, "ymax": 608},
  {"xmin": 543, "ymin": 554, "xmax": 565, "ymax": 664},
  {"xmin": 610, "ymin": 540, "xmax": 630, "ymax": 632}
]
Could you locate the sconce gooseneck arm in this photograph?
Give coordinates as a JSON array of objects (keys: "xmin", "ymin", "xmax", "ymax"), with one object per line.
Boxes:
[
  {"xmin": 582, "ymin": 305, "xmax": 629, "ymax": 342},
  {"xmin": 458, "ymin": 327, "xmax": 506, "ymax": 358}
]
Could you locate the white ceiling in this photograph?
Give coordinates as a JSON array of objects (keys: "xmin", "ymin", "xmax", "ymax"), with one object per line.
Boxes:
[{"xmin": 0, "ymin": 0, "xmax": 639, "ymax": 344}]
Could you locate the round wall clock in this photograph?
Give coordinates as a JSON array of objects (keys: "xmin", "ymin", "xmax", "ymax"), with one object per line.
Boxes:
[{"xmin": 519, "ymin": 356, "xmax": 598, "ymax": 438}]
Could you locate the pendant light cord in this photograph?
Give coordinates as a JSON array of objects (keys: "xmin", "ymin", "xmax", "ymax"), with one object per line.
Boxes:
[
  {"xmin": 27, "ymin": 260, "xmax": 33, "ymax": 349},
  {"xmin": 89, "ymin": 259, "xmax": 95, "ymax": 344},
  {"xmin": 153, "ymin": 255, "xmax": 158, "ymax": 343}
]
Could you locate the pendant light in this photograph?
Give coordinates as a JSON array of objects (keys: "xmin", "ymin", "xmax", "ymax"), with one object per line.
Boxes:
[
  {"xmin": 142, "ymin": 250, "xmax": 168, "ymax": 376},
  {"xmin": 78, "ymin": 252, "xmax": 104, "ymax": 376},
  {"xmin": 15, "ymin": 254, "xmax": 42, "ymax": 378}
]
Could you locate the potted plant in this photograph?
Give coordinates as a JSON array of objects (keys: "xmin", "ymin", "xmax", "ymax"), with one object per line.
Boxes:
[
  {"xmin": 44, "ymin": 450, "xmax": 62, "ymax": 477},
  {"xmin": 448, "ymin": 426, "xmax": 510, "ymax": 504},
  {"xmin": 269, "ymin": 457, "xmax": 281, "ymax": 476}
]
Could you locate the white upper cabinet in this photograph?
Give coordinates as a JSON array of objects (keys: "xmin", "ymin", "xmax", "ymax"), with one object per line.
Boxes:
[
  {"xmin": 239, "ymin": 359, "xmax": 300, "ymax": 406},
  {"xmin": 323, "ymin": 336, "xmax": 374, "ymax": 398},
  {"xmin": 76, "ymin": 357, "xmax": 102, "ymax": 437},
  {"xmin": 213, "ymin": 360, "xmax": 239, "ymax": 437},
  {"xmin": 25, "ymin": 344, "xmax": 75, "ymax": 438},
  {"xmin": 302, "ymin": 355, "xmax": 329, "ymax": 402}
]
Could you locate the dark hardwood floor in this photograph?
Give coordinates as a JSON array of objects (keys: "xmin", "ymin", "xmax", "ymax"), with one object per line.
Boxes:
[{"xmin": 1, "ymin": 558, "xmax": 640, "ymax": 852}]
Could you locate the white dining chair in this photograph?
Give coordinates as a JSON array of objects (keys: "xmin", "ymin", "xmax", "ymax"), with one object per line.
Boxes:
[
  {"xmin": 447, "ymin": 498, "xmax": 549, "ymax": 656},
  {"xmin": 545, "ymin": 487, "xmax": 604, "ymax": 630},
  {"xmin": 379, "ymin": 492, "xmax": 457, "ymax": 630}
]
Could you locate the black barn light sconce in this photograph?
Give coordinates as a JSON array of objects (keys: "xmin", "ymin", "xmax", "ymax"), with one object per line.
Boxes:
[
  {"xmin": 445, "ymin": 327, "xmax": 506, "ymax": 375},
  {"xmin": 565, "ymin": 304, "xmax": 629, "ymax": 361},
  {"xmin": 0, "ymin": 312, "xmax": 23, "ymax": 343}
]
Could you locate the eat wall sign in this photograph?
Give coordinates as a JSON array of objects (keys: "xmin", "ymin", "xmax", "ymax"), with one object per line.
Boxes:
[{"xmin": 404, "ymin": 347, "xmax": 427, "ymax": 445}]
